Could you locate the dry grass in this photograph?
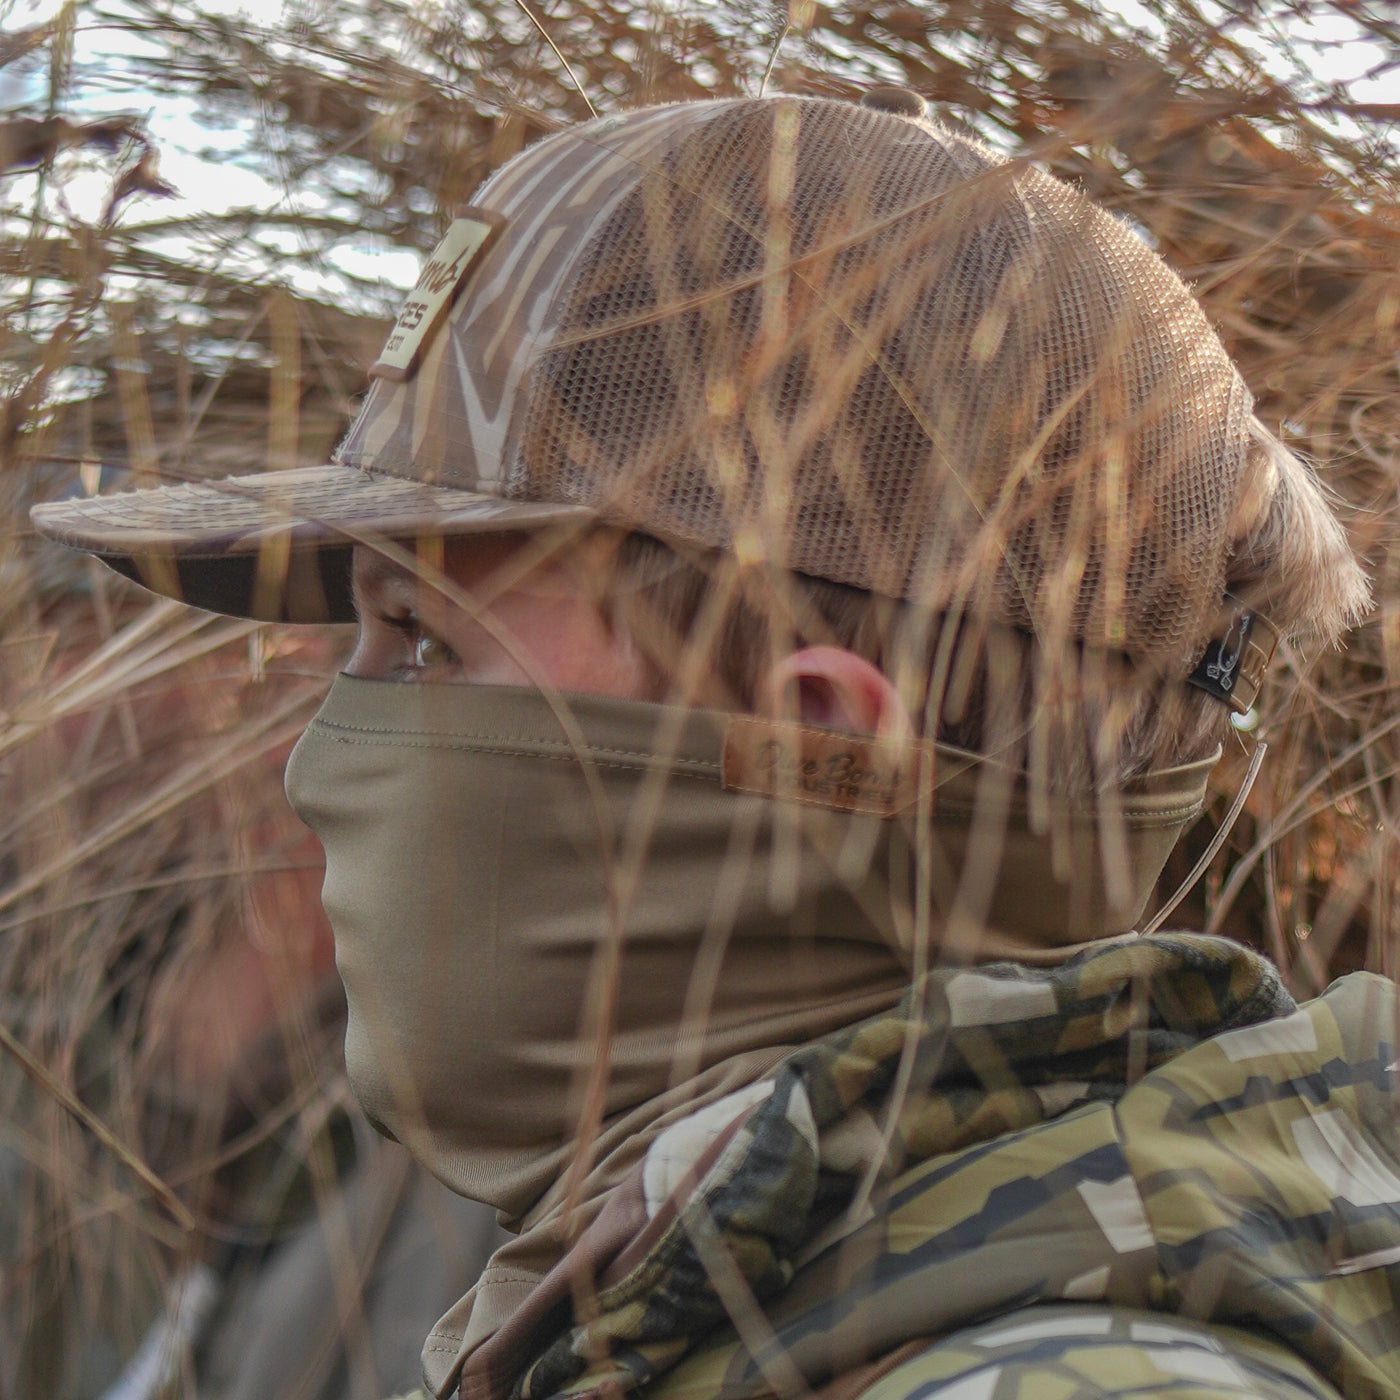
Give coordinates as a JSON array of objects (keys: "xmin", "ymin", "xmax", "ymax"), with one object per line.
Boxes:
[{"xmin": 3, "ymin": 0, "xmax": 1398, "ymax": 1394}]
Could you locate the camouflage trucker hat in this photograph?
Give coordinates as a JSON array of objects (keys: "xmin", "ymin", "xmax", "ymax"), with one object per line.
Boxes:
[{"xmin": 32, "ymin": 93, "xmax": 1275, "ymax": 680}]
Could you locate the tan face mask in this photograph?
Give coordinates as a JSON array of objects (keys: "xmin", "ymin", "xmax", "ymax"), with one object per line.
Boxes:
[{"xmin": 284, "ymin": 675, "xmax": 1215, "ymax": 1216}]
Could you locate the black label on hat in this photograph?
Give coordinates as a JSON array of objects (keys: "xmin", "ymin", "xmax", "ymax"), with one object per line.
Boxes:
[{"xmin": 1187, "ymin": 602, "xmax": 1278, "ymax": 714}]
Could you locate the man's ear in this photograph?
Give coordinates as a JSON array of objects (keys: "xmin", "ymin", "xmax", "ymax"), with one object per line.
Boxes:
[{"xmin": 761, "ymin": 646, "xmax": 912, "ymax": 737}]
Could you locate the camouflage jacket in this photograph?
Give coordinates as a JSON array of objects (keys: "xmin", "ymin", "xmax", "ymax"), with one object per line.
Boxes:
[{"xmin": 443, "ymin": 936, "xmax": 1400, "ymax": 1400}]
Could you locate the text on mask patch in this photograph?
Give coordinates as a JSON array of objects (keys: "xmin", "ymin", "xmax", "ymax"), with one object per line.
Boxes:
[{"xmin": 722, "ymin": 716, "xmax": 934, "ymax": 818}]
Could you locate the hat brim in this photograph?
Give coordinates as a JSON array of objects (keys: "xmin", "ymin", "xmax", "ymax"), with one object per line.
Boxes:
[{"xmin": 29, "ymin": 465, "xmax": 597, "ymax": 623}]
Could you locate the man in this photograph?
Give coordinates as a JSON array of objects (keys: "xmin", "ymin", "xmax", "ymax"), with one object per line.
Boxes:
[{"xmin": 34, "ymin": 91, "xmax": 1396, "ymax": 1399}]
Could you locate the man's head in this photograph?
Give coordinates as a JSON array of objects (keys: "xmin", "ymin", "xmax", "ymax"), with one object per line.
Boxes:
[
  {"xmin": 32, "ymin": 92, "xmax": 1367, "ymax": 790},
  {"xmin": 30, "ymin": 91, "xmax": 1372, "ymax": 1211}
]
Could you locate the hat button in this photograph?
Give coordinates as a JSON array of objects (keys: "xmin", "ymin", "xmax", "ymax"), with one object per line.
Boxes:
[{"xmin": 859, "ymin": 86, "xmax": 929, "ymax": 119}]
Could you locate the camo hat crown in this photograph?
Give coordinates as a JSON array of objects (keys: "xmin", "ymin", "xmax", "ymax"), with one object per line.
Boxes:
[{"xmin": 34, "ymin": 94, "xmax": 1265, "ymax": 675}]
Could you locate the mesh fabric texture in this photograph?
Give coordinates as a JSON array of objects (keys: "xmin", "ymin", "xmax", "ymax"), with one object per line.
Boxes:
[{"xmin": 503, "ymin": 98, "xmax": 1254, "ymax": 674}]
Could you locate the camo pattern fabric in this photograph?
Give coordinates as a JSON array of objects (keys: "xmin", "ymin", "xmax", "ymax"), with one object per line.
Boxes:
[
  {"xmin": 480, "ymin": 934, "xmax": 1400, "ymax": 1400},
  {"xmin": 595, "ymin": 967, "xmax": 1400, "ymax": 1400},
  {"xmin": 800, "ymin": 1306, "xmax": 1344, "ymax": 1399}
]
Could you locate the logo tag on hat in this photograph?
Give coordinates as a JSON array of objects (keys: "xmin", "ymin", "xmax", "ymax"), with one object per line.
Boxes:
[
  {"xmin": 1187, "ymin": 599, "xmax": 1279, "ymax": 715},
  {"xmin": 722, "ymin": 716, "xmax": 935, "ymax": 818},
  {"xmin": 370, "ymin": 208, "xmax": 503, "ymax": 382}
]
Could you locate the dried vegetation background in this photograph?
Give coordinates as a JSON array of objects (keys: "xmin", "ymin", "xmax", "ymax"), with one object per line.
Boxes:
[{"xmin": 2, "ymin": 0, "xmax": 1399, "ymax": 1396}]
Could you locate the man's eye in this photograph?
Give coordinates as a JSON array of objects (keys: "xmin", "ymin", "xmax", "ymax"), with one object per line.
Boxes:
[{"xmin": 412, "ymin": 630, "xmax": 459, "ymax": 671}]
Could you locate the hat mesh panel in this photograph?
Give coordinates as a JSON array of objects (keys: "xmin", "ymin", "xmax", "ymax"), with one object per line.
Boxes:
[{"xmin": 511, "ymin": 99, "xmax": 1250, "ymax": 671}]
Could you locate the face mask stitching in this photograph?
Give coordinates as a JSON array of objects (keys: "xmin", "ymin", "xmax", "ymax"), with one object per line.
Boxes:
[
  {"xmin": 302, "ymin": 726, "xmax": 722, "ymax": 777},
  {"xmin": 303, "ymin": 723, "xmax": 1205, "ymax": 825},
  {"xmin": 307, "ymin": 716, "xmax": 717, "ymax": 766}
]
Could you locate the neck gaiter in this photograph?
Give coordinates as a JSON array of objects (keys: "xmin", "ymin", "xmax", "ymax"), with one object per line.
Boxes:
[{"xmin": 284, "ymin": 675, "xmax": 1215, "ymax": 1218}]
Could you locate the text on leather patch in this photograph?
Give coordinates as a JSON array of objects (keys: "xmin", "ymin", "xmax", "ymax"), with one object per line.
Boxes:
[
  {"xmin": 722, "ymin": 717, "xmax": 934, "ymax": 817},
  {"xmin": 370, "ymin": 209, "xmax": 503, "ymax": 382}
]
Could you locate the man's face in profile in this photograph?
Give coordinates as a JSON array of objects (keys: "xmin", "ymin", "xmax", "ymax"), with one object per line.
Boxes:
[
  {"xmin": 342, "ymin": 533, "xmax": 909, "ymax": 735},
  {"xmin": 344, "ymin": 534, "xmax": 655, "ymax": 698}
]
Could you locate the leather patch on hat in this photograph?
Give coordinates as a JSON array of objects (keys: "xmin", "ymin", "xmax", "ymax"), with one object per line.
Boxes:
[
  {"xmin": 722, "ymin": 716, "xmax": 934, "ymax": 818},
  {"xmin": 370, "ymin": 208, "xmax": 504, "ymax": 382}
]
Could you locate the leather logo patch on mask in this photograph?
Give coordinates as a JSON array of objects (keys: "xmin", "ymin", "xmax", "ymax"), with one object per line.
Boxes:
[{"xmin": 722, "ymin": 717, "xmax": 934, "ymax": 818}]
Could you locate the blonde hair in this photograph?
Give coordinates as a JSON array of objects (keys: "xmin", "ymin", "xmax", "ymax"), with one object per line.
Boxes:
[{"xmin": 605, "ymin": 421, "xmax": 1369, "ymax": 791}]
